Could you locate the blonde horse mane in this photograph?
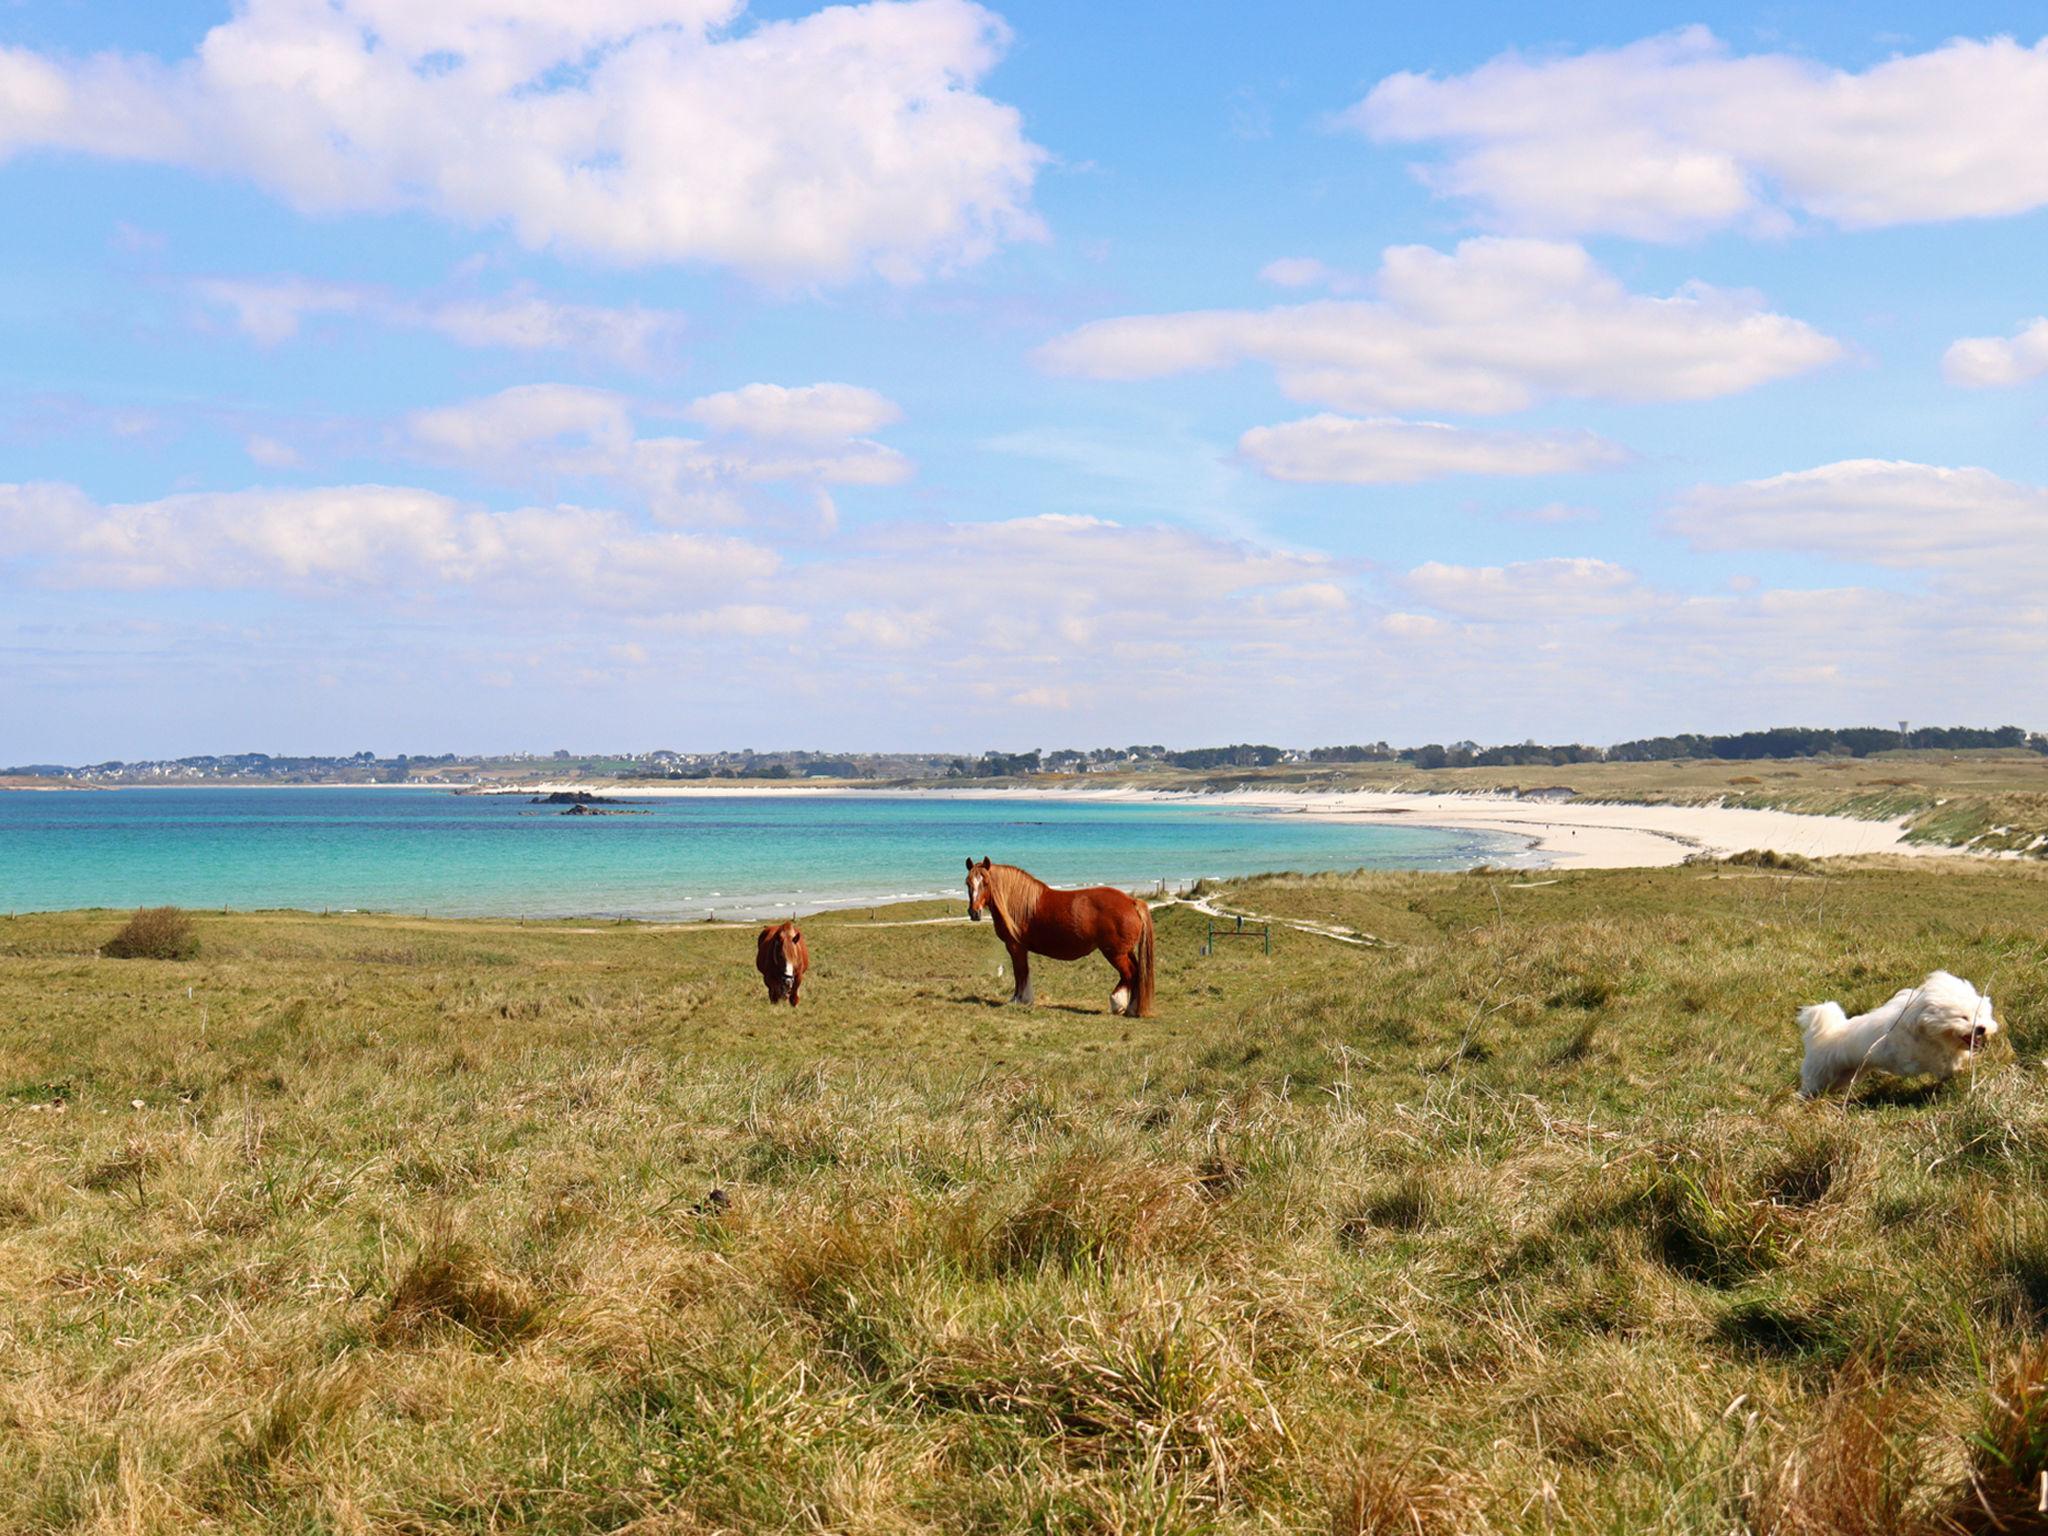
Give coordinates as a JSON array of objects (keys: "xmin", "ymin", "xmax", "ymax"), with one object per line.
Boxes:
[{"xmin": 984, "ymin": 863, "xmax": 1044, "ymax": 928}]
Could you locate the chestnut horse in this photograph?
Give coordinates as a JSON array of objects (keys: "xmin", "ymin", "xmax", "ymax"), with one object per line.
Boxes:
[
  {"xmin": 965, "ymin": 857, "xmax": 1155, "ymax": 1016},
  {"xmin": 755, "ymin": 921, "xmax": 809, "ymax": 1006}
]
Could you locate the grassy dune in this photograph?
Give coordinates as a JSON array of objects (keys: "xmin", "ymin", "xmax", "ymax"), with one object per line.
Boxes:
[
  {"xmin": 6, "ymin": 861, "xmax": 2048, "ymax": 1532},
  {"xmin": 1005, "ymin": 749, "xmax": 2048, "ymax": 857}
]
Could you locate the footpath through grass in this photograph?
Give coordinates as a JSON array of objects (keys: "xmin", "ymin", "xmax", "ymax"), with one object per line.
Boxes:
[{"xmin": 5, "ymin": 860, "xmax": 2048, "ymax": 1533}]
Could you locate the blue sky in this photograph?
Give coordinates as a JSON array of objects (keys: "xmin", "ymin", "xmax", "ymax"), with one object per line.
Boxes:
[{"xmin": 4, "ymin": 1, "xmax": 2047, "ymax": 759}]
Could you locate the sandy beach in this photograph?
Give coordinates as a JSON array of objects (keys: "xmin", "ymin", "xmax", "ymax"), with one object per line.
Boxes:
[{"xmin": 500, "ymin": 781, "xmax": 1950, "ymax": 870}]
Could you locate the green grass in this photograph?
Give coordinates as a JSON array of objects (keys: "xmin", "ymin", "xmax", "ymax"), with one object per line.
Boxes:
[{"xmin": 6, "ymin": 860, "xmax": 2048, "ymax": 1532}]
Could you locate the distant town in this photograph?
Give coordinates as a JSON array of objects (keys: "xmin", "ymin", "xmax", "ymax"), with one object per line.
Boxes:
[{"xmin": 6, "ymin": 726, "xmax": 2044, "ymax": 787}]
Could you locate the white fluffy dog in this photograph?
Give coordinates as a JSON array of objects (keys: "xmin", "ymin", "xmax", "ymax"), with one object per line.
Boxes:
[{"xmin": 1798, "ymin": 970, "xmax": 1997, "ymax": 1097}]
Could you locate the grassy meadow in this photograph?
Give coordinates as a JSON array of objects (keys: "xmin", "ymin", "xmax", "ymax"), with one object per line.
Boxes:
[{"xmin": 6, "ymin": 859, "xmax": 2048, "ymax": 1533}]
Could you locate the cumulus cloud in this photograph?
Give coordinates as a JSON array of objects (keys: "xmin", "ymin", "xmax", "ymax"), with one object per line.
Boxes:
[
  {"xmin": 2, "ymin": 0, "xmax": 1044, "ymax": 281},
  {"xmin": 785, "ymin": 514, "xmax": 1349, "ymax": 710},
  {"xmin": 1402, "ymin": 557, "xmax": 1650, "ymax": 620},
  {"xmin": 0, "ymin": 480, "xmax": 773, "ymax": 605},
  {"xmin": 1350, "ymin": 27, "xmax": 2048, "ymax": 239},
  {"xmin": 1944, "ymin": 319, "xmax": 2048, "ymax": 388},
  {"xmin": 1664, "ymin": 458, "xmax": 2048, "ymax": 571},
  {"xmin": 1037, "ymin": 237, "xmax": 1839, "ymax": 414},
  {"xmin": 402, "ymin": 382, "xmax": 912, "ymax": 523},
  {"xmin": 1258, "ymin": 257, "xmax": 1335, "ymax": 289},
  {"xmin": 687, "ymin": 383, "xmax": 902, "ymax": 442},
  {"xmin": 195, "ymin": 277, "xmax": 688, "ymax": 368},
  {"xmin": 244, "ymin": 434, "xmax": 300, "ymax": 469},
  {"xmin": 1239, "ymin": 413, "xmax": 1627, "ymax": 484}
]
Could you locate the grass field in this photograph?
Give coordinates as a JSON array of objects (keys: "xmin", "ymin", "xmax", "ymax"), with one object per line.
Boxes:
[{"xmin": 7, "ymin": 859, "xmax": 2048, "ymax": 1533}]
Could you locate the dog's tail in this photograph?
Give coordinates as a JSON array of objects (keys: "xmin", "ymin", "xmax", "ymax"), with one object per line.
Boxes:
[
  {"xmin": 1798, "ymin": 1001, "xmax": 1846, "ymax": 1044},
  {"xmin": 1797, "ymin": 1001, "xmax": 1847, "ymax": 1098}
]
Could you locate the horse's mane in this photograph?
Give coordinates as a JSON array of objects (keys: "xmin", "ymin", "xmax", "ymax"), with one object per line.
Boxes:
[{"xmin": 985, "ymin": 863, "xmax": 1044, "ymax": 928}]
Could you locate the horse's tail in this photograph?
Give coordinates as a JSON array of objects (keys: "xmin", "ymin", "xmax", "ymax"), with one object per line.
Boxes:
[{"xmin": 1134, "ymin": 901, "xmax": 1156, "ymax": 1017}]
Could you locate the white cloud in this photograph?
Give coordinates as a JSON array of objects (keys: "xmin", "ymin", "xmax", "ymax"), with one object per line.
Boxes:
[
  {"xmin": 687, "ymin": 383, "xmax": 902, "ymax": 442},
  {"xmin": 1402, "ymin": 557, "xmax": 1650, "ymax": 620},
  {"xmin": 245, "ymin": 434, "xmax": 300, "ymax": 469},
  {"xmin": 403, "ymin": 382, "xmax": 912, "ymax": 522},
  {"xmin": 1379, "ymin": 612, "xmax": 1448, "ymax": 638},
  {"xmin": 1501, "ymin": 501, "xmax": 1597, "ymax": 525},
  {"xmin": 0, "ymin": 480, "xmax": 773, "ymax": 606},
  {"xmin": 1257, "ymin": 581, "xmax": 1349, "ymax": 614},
  {"xmin": 196, "ymin": 277, "xmax": 687, "ymax": 367},
  {"xmin": 1665, "ymin": 459, "xmax": 2048, "ymax": 571},
  {"xmin": 1037, "ymin": 238, "xmax": 1839, "ymax": 414},
  {"xmin": 1351, "ymin": 27, "xmax": 2048, "ymax": 239},
  {"xmin": 1944, "ymin": 319, "xmax": 2048, "ymax": 388},
  {"xmin": 408, "ymin": 385, "xmax": 637, "ymax": 465},
  {"xmin": 793, "ymin": 515, "xmax": 1349, "ymax": 692},
  {"xmin": 1258, "ymin": 257, "xmax": 1333, "ymax": 289},
  {"xmin": 1239, "ymin": 413, "xmax": 1627, "ymax": 484},
  {"xmin": 4, "ymin": 0, "xmax": 1044, "ymax": 282},
  {"xmin": 1009, "ymin": 685, "xmax": 1070, "ymax": 709}
]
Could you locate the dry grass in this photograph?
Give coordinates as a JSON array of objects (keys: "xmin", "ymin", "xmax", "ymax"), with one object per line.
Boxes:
[{"xmin": 6, "ymin": 858, "xmax": 2048, "ymax": 1531}]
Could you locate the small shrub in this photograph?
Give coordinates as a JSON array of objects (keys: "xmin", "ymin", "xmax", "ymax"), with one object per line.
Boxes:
[
  {"xmin": 1720, "ymin": 849, "xmax": 1822, "ymax": 874},
  {"xmin": 101, "ymin": 906, "xmax": 198, "ymax": 960}
]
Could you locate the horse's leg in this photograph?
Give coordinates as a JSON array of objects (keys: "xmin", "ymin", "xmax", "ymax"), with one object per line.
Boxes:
[
  {"xmin": 1108, "ymin": 944, "xmax": 1139, "ymax": 1015},
  {"xmin": 1008, "ymin": 944, "xmax": 1034, "ymax": 1005},
  {"xmin": 789, "ymin": 976, "xmax": 801, "ymax": 1007}
]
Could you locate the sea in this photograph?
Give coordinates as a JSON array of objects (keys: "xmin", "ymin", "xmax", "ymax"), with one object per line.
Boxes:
[{"xmin": 0, "ymin": 787, "xmax": 1531, "ymax": 920}]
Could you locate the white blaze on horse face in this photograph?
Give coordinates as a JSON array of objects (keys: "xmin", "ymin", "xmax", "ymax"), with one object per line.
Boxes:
[{"xmin": 966, "ymin": 868, "xmax": 986, "ymax": 920}]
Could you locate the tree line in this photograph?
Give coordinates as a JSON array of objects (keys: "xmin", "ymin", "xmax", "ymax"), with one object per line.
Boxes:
[{"xmin": 943, "ymin": 725, "xmax": 2047, "ymax": 777}]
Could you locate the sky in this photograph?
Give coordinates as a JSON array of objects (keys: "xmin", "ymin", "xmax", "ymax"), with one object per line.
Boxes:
[{"xmin": 4, "ymin": 1, "xmax": 2047, "ymax": 761}]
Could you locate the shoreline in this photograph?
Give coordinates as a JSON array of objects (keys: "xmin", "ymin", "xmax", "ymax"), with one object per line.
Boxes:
[{"xmin": 496, "ymin": 780, "xmax": 1944, "ymax": 870}]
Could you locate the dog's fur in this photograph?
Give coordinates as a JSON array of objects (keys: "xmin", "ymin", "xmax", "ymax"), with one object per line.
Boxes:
[{"xmin": 1797, "ymin": 969, "xmax": 1997, "ymax": 1097}]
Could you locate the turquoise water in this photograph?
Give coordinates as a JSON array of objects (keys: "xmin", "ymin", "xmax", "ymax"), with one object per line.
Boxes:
[{"xmin": 0, "ymin": 788, "xmax": 1529, "ymax": 919}]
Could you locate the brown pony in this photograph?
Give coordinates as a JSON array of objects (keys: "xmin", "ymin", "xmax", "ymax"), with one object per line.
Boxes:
[
  {"xmin": 755, "ymin": 921, "xmax": 809, "ymax": 1006},
  {"xmin": 964, "ymin": 857, "xmax": 1155, "ymax": 1016}
]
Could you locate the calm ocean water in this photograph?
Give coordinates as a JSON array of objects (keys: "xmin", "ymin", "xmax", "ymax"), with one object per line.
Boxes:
[{"xmin": 0, "ymin": 788, "xmax": 1529, "ymax": 919}]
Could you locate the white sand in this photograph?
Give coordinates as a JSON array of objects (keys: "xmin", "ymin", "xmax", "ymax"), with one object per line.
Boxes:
[{"xmin": 513, "ymin": 781, "xmax": 1948, "ymax": 870}]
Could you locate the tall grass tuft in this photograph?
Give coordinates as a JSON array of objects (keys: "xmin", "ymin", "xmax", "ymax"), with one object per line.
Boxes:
[
  {"xmin": 378, "ymin": 1234, "xmax": 539, "ymax": 1348},
  {"xmin": 100, "ymin": 904, "xmax": 198, "ymax": 959},
  {"xmin": 1955, "ymin": 1338, "xmax": 2048, "ymax": 1533},
  {"xmin": 1327, "ymin": 1447, "xmax": 1471, "ymax": 1535},
  {"xmin": 1746, "ymin": 1386, "xmax": 1935, "ymax": 1536},
  {"xmin": 990, "ymin": 1152, "xmax": 1210, "ymax": 1274}
]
